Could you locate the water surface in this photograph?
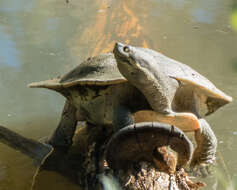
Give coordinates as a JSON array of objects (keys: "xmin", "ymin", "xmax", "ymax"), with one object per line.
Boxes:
[{"xmin": 0, "ymin": 0, "xmax": 236, "ymax": 189}]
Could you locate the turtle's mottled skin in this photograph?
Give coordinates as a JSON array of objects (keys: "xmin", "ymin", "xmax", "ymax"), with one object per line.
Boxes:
[{"xmin": 28, "ymin": 43, "xmax": 232, "ymax": 167}]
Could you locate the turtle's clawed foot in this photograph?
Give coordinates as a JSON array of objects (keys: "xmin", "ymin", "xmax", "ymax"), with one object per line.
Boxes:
[
  {"xmin": 187, "ymin": 162, "xmax": 215, "ymax": 178},
  {"xmin": 187, "ymin": 150, "xmax": 215, "ymax": 178},
  {"xmin": 188, "ymin": 144, "xmax": 216, "ymax": 178},
  {"xmin": 190, "ymin": 145, "xmax": 216, "ymax": 168},
  {"xmin": 190, "ymin": 149, "xmax": 216, "ymax": 167},
  {"xmin": 188, "ymin": 119, "xmax": 217, "ymax": 177}
]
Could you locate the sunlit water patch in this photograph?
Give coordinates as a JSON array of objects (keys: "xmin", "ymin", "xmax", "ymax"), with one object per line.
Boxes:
[{"xmin": 0, "ymin": 25, "xmax": 21, "ymax": 68}]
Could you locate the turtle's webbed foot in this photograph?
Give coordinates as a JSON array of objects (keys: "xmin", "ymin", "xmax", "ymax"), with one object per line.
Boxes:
[
  {"xmin": 189, "ymin": 148, "xmax": 215, "ymax": 177},
  {"xmin": 187, "ymin": 162, "xmax": 214, "ymax": 177},
  {"xmin": 48, "ymin": 101, "xmax": 78, "ymax": 153},
  {"xmin": 190, "ymin": 146, "xmax": 216, "ymax": 167},
  {"xmin": 189, "ymin": 119, "xmax": 217, "ymax": 177},
  {"xmin": 188, "ymin": 157, "xmax": 215, "ymax": 178}
]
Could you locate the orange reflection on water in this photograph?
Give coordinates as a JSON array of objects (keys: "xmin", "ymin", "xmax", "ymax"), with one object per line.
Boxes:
[{"xmin": 79, "ymin": 0, "xmax": 151, "ymax": 57}]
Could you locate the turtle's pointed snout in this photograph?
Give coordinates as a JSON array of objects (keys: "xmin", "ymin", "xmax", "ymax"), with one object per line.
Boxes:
[
  {"xmin": 115, "ymin": 42, "xmax": 124, "ymax": 48},
  {"xmin": 113, "ymin": 42, "xmax": 125, "ymax": 53}
]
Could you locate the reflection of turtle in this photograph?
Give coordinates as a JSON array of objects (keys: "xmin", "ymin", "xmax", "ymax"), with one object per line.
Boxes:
[{"xmin": 28, "ymin": 43, "xmax": 232, "ymax": 166}]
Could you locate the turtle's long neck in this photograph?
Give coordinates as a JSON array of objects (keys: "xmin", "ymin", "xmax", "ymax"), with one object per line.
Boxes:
[
  {"xmin": 118, "ymin": 63, "xmax": 177, "ymax": 113},
  {"xmin": 134, "ymin": 69, "xmax": 171, "ymax": 113}
]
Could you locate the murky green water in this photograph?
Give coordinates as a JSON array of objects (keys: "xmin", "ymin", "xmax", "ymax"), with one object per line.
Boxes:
[{"xmin": 0, "ymin": 0, "xmax": 236, "ymax": 189}]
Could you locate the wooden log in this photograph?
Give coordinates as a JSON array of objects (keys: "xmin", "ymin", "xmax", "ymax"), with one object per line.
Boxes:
[{"xmin": 0, "ymin": 123, "xmax": 204, "ymax": 190}]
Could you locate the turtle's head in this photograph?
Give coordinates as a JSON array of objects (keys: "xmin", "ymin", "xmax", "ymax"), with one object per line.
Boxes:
[{"xmin": 113, "ymin": 42, "xmax": 158, "ymax": 86}]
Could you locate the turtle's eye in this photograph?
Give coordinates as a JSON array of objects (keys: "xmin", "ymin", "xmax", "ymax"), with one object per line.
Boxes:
[{"xmin": 123, "ymin": 46, "xmax": 130, "ymax": 53}]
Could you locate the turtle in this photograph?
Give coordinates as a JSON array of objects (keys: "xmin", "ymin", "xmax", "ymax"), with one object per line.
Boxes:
[
  {"xmin": 112, "ymin": 42, "xmax": 232, "ymax": 166},
  {"xmin": 27, "ymin": 42, "xmax": 232, "ymax": 167}
]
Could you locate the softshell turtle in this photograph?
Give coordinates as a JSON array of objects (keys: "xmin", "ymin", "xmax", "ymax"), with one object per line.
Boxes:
[
  {"xmin": 28, "ymin": 43, "xmax": 232, "ymax": 166},
  {"xmin": 113, "ymin": 42, "xmax": 232, "ymax": 166}
]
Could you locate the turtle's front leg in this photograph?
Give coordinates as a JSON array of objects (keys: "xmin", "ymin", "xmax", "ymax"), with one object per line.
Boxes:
[
  {"xmin": 190, "ymin": 119, "xmax": 217, "ymax": 169},
  {"xmin": 48, "ymin": 100, "xmax": 78, "ymax": 152},
  {"xmin": 113, "ymin": 105, "xmax": 134, "ymax": 131}
]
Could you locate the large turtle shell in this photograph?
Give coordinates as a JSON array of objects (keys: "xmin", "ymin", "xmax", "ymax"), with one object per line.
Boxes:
[
  {"xmin": 141, "ymin": 48, "xmax": 232, "ymax": 103},
  {"xmin": 28, "ymin": 53, "xmax": 126, "ymax": 89},
  {"xmin": 60, "ymin": 53, "xmax": 126, "ymax": 86}
]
